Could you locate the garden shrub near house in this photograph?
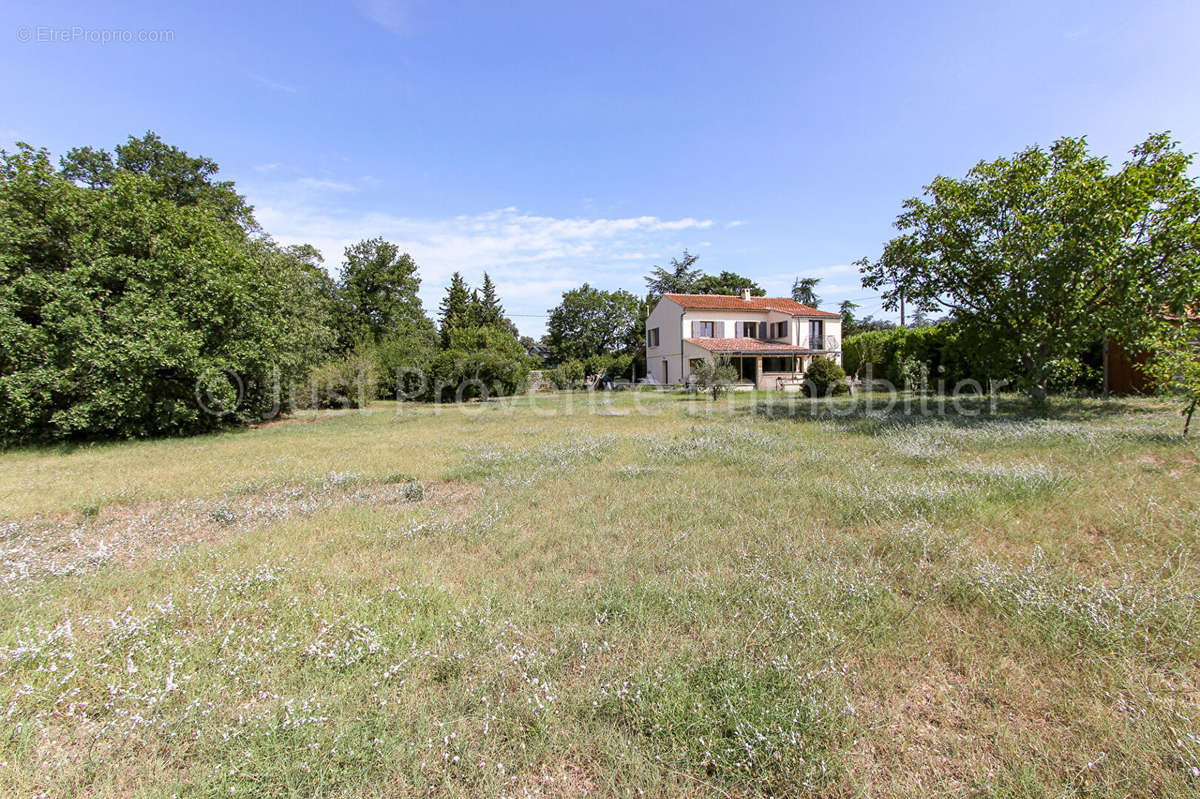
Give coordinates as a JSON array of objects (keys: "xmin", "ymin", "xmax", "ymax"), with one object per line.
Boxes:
[
  {"xmin": 804, "ymin": 357, "xmax": 849, "ymax": 396},
  {"xmin": 690, "ymin": 355, "xmax": 738, "ymax": 398}
]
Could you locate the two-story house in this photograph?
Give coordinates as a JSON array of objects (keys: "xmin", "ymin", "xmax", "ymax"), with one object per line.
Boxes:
[{"xmin": 644, "ymin": 290, "xmax": 842, "ymax": 389}]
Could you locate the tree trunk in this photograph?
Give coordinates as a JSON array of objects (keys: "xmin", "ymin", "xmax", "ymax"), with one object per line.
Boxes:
[
  {"xmin": 1030, "ymin": 383, "xmax": 1048, "ymax": 411},
  {"xmin": 1185, "ymin": 398, "xmax": 1197, "ymax": 439}
]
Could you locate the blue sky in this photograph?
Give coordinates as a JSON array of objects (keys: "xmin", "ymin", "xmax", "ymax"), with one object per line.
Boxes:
[{"xmin": 4, "ymin": 0, "xmax": 1200, "ymax": 337}]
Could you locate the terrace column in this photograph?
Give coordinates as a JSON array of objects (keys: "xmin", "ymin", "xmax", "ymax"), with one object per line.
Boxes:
[{"xmin": 755, "ymin": 355, "xmax": 763, "ymax": 391}]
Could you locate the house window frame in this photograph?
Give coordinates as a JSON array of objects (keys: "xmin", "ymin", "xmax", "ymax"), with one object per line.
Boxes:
[
  {"xmin": 647, "ymin": 327, "xmax": 660, "ymax": 348},
  {"xmin": 809, "ymin": 319, "xmax": 825, "ymax": 348}
]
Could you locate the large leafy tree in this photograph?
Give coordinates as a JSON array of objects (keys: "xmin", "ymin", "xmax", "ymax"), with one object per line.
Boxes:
[
  {"xmin": 0, "ymin": 142, "xmax": 334, "ymax": 443},
  {"xmin": 645, "ymin": 250, "xmax": 703, "ymax": 298},
  {"xmin": 337, "ymin": 237, "xmax": 430, "ymax": 347},
  {"xmin": 694, "ymin": 271, "xmax": 764, "ymax": 296},
  {"xmin": 60, "ymin": 131, "xmax": 253, "ymax": 227},
  {"xmin": 545, "ymin": 283, "xmax": 644, "ymax": 362},
  {"xmin": 859, "ymin": 133, "xmax": 1200, "ymax": 403}
]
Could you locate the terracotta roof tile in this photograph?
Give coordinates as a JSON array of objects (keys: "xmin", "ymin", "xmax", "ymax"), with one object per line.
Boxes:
[
  {"xmin": 684, "ymin": 337, "xmax": 819, "ymax": 354},
  {"xmin": 663, "ymin": 293, "xmax": 840, "ymax": 317}
]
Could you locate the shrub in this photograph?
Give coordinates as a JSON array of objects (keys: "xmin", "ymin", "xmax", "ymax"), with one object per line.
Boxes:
[
  {"xmin": 804, "ymin": 357, "xmax": 849, "ymax": 396},
  {"xmin": 295, "ymin": 353, "xmax": 377, "ymax": 409},
  {"xmin": 548, "ymin": 359, "xmax": 585, "ymax": 390},
  {"xmin": 366, "ymin": 326, "xmax": 436, "ymax": 401},
  {"xmin": 690, "ymin": 355, "xmax": 738, "ymax": 398},
  {"xmin": 426, "ymin": 325, "xmax": 531, "ymax": 401}
]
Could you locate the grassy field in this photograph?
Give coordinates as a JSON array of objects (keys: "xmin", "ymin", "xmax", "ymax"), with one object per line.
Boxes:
[{"xmin": 1, "ymin": 390, "xmax": 1198, "ymax": 797}]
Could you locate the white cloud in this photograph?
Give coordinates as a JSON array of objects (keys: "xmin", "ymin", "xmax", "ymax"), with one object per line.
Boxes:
[
  {"xmin": 250, "ymin": 198, "xmax": 716, "ymax": 337},
  {"xmin": 250, "ymin": 73, "xmax": 298, "ymax": 94}
]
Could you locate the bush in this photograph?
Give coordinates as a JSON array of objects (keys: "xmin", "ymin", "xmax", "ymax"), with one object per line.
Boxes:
[
  {"xmin": 843, "ymin": 322, "xmax": 989, "ymax": 389},
  {"xmin": 548, "ymin": 359, "xmax": 585, "ymax": 390},
  {"xmin": 426, "ymin": 325, "xmax": 532, "ymax": 401},
  {"xmin": 366, "ymin": 326, "xmax": 436, "ymax": 400},
  {"xmin": 804, "ymin": 357, "xmax": 849, "ymax": 396},
  {"xmin": 294, "ymin": 353, "xmax": 377, "ymax": 409},
  {"xmin": 690, "ymin": 355, "xmax": 738, "ymax": 398},
  {"xmin": 584, "ymin": 352, "xmax": 634, "ymax": 380}
]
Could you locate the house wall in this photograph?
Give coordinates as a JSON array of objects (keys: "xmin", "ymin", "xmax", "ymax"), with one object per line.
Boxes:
[{"xmin": 645, "ymin": 296, "xmax": 684, "ymax": 385}]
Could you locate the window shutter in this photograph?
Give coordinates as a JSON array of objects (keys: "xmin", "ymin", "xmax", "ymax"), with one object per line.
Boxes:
[
  {"xmin": 779, "ymin": 320, "xmax": 788, "ymax": 339},
  {"xmin": 758, "ymin": 321, "xmax": 767, "ymax": 339},
  {"xmin": 714, "ymin": 321, "xmax": 725, "ymax": 338},
  {"xmin": 691, "ymin": 321, "xmax": 701, "ymax": 337}
]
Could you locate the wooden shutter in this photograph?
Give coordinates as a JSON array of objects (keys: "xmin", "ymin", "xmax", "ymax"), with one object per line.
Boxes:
[
  {"xmin": 714, "ymin": 321, "xmax": 725, "ymax": 338},
  {"xmin": 778, "ymin": 320, "xmax": 788, "ymax": 339},
  {"xmin": 758, "ymin": 321, "xmax": 767, "ymax": 339},
  {"xmin": 691, "ymin": 321, "xmax": 701, "ymax": 337}
]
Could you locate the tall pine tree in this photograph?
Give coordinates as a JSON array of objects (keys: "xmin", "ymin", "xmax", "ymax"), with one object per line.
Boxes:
[{"xmin": 438, "ymin": 272, "xmax": 471, "ymax": 348}]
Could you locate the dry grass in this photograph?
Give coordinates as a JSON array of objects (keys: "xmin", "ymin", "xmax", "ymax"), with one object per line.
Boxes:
[{"xmin": 1, "ymin": 390, "xmax": 1198, "ymax": 797}]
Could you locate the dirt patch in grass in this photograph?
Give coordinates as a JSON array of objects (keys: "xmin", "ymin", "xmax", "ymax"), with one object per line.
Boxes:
[{"xmin": 1, "ymin": 479, "xmax": 481, "ymax": 595}]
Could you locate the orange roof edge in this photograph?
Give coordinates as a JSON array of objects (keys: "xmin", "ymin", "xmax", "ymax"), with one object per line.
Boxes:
[{"xmin": 662, "ymin": 293, "xmax": 840, "ymax": 317}]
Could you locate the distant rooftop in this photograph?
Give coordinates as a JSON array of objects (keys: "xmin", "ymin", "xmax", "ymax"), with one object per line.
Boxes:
[{"xmin": 662, "ymin": 293, "xmax": 840, "ymax": 317}]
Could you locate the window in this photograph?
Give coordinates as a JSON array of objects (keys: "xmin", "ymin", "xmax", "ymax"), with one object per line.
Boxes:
[
  {"xmin": 776, "ymin": 320, "xmax": 788, "ymax": 339},
  {"xmin": 762, "ymin": 357, "xmax": 795, "ymax": 373},
  {"xmin": 809, "ymin": 320, "xmax": 824, "ymax": 348},
  {"xmin": 740, "ymin": 321, "xmax": 757, "ymax": 338},
  {"xmin": 647, "ymin": 327, "xmax": 660, "ymax": 348},
  {"xmin": 691, "ymin": 321, "xmax": 715, "ymax": 337}
]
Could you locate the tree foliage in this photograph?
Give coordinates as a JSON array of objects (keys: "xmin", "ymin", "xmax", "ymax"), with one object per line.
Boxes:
[
  {"xmin": 694, "ymin": 271, "xmax": 764, "ymax": 296},
  {"xmin": 645, "ymin": 250, "xmax": 703, "ymax": 297},
  {"xmin": 337, "ymin": 237, "xmax": 430, "ymax": 347},
  {"xmin": 426, "ymin": 325, "xmax": 531, "ymax": 401},
  {"xmin": 545, "ymin": 283, "xmax": 644, "ymax": 362},
  {"xmin": 791, "ymin": 277, "xmax": 821, "ymax": 306},
  {"xmin": 1140, "ymin": 316, "xmax": 1200, "ymax": 436},
  {"xmin": 859, "ymin": 133, "xmax": 1200, "ymax": 403},
  {"xmin": 0, "ymin": 141, "xmax": 335, "ymax": 443}
]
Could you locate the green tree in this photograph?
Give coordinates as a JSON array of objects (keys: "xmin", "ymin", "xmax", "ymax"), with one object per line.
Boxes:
[
  {"xmin": 61, "ymin": 131, "xmax": 253, "ymax": 227},
  {"xmin": 859, "ymin": 133, "xmax": 1200, "ymax": 405},
  {"xmin": 337, "ymin": 237, "xmax": 430, "ymax": 348},
  {"xmin": 693, "ymin": 271, "xmax": 764, "ymax": 296},
  {"xmin": 438, "ymin": 272, "xmax": 472, "ymax": 348},
  {"xmin": 1140, "ymin": 315, "xmax": 1200, "ymax": 436},
  {"xmin": 791, "ymin": 277, "xmax": 821, "ymax": 306},
  {"xmin": 839, "ymin": 300, "xmax": 861, "ymax": 337},
  {"xmin": 0, "ymin": 143, "xmax": 334, "ymax": 443},
  {"xmin": 645, "ymin": 250, "xmax": 703, "ymax": 298},
  {"xmin": 545, "ymin": 283, "xmax": 643, "ymax": 362}
]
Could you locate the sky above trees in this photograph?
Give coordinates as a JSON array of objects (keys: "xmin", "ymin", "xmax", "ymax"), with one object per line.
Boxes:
[{"xmin": 4, "ymin": 0, "xmax": 1199, "ymax": 336}]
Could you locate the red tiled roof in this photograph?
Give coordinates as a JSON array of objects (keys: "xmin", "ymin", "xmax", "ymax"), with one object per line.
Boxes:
[
  {"xmin": 663, "ymin": 293, "xmax": 840, "ymax": 317},
  {"xmin": 684, "ymin": 337, "xmax": 817, "ymax": 354}
]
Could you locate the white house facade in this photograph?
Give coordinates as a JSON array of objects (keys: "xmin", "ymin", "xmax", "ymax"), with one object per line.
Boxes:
[{"xmin": 644, "ymin": 291, "xmax": 842, "ymax": 390}]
